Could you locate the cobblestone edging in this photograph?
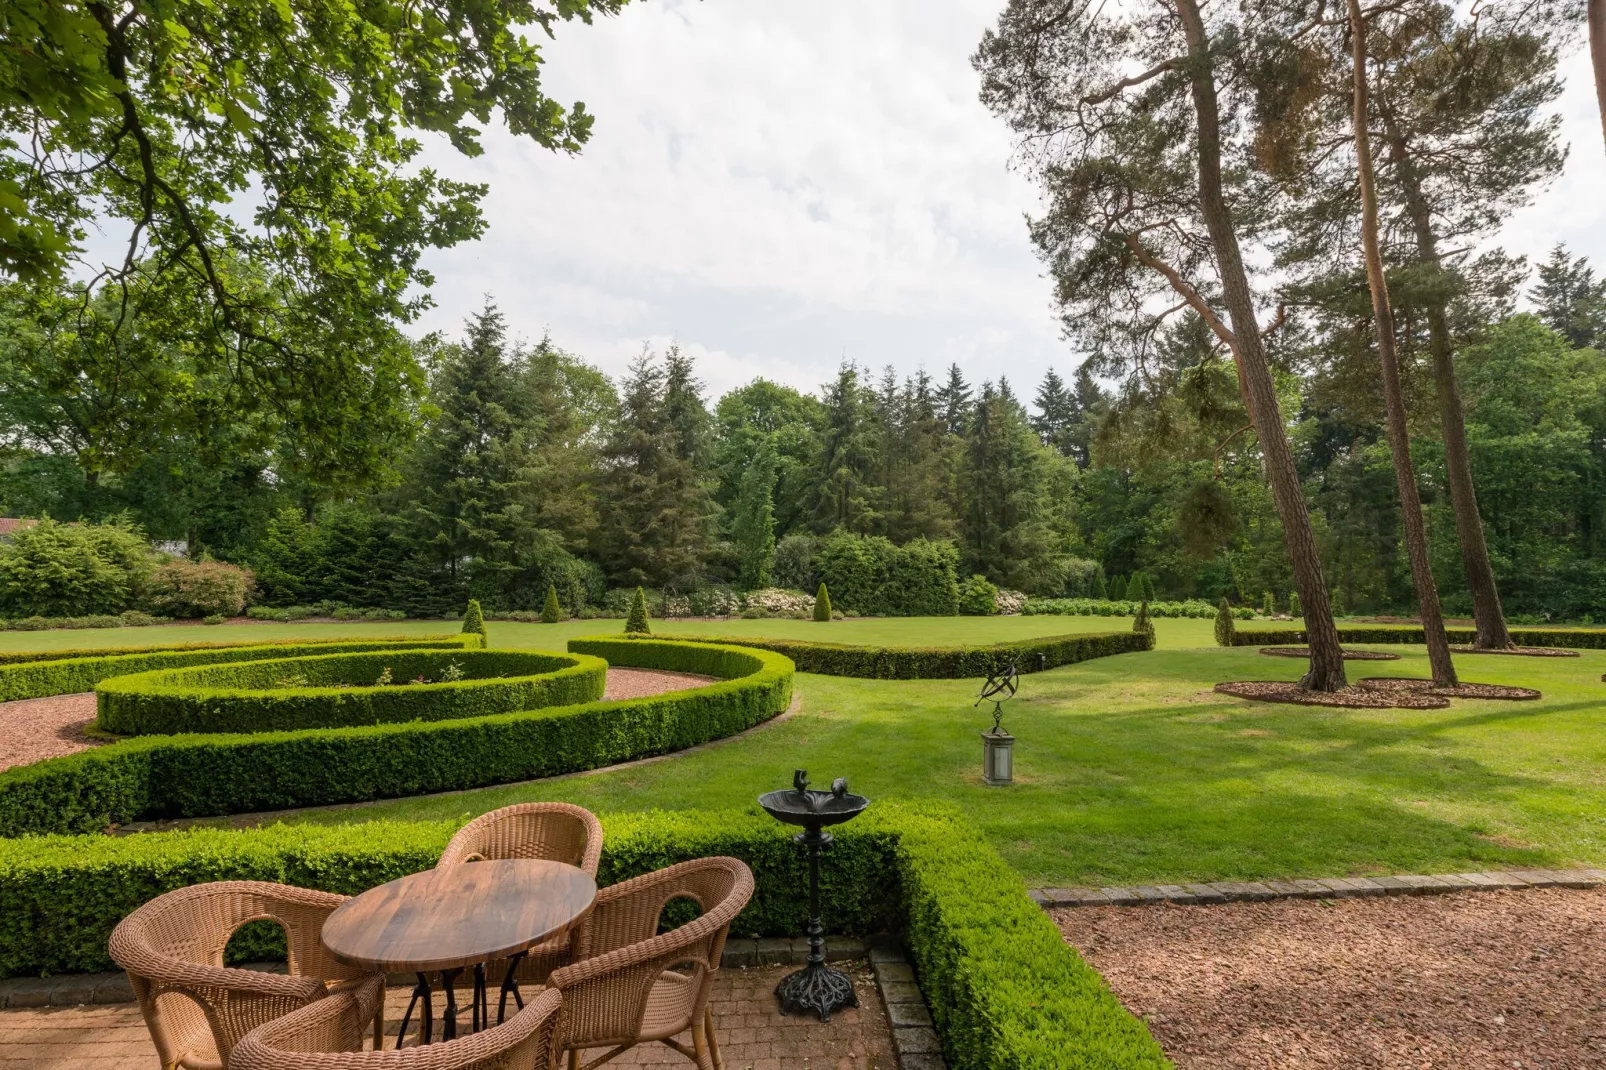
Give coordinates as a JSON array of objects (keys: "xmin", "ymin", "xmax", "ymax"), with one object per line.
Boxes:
[
  {"xmin": 870, "ymin": 941, "xmax": 946, "ymax": 1070},
  {"xmin": 1030, "ymin": 867, "xmax": 1606, "ymax": 909}
]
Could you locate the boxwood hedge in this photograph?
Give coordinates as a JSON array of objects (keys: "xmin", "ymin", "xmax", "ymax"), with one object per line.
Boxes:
[
  {"xmin": 96, "ymin": 649, "xmax": 607, "ymax": 735},
  {"xmin": 1232, "ymin": 625, "xmax": 1606, "ymax": 649},
  {"xmin": 609, "ymin": 629, "xmax": 1153, "ymax": 679},
  {"xmin": 0, "ymin": 634, "xmax": 482, "ymax": 703},
  {"xmin": 0, "ymin": 803, "xmax": 1168, "ymax": 1068},
  {"xmin": 0, "ymin": 640, "xmax": 793, "ymax": 836}
]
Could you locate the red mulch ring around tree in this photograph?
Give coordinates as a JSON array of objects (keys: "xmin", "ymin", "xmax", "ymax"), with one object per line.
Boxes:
[
  {"xmin": 1212, "ymin": 681, "xmax": 1450, "ymax": 709},
  {"xmin": 1449, "ymin": 644, "xmax": 1579, "ymax": 657},
  {"xmin": 1357, "ymin": 677, "xmax": 1542, "ymax": 701},
  {"xmin": 1258, "ymin": 646, "xmax": 1401, "ymax": 661}
]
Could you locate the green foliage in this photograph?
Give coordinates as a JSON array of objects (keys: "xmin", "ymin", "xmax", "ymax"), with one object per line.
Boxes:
[
  {"xmin": 1132, "ymin": 600, "xmax": 1154, "ymax": 640},
  {"xmin": 713, "ymin": 380, "xmax": 825, "ymax": 542},
  {"xmin": 461, "ymin": 600, "xmax": 488, "ymax": 645},
  {"xmin": 96, "ymin": 649, "xmax": 605, "ymax": 735},
  {"xmin": 0, "ymin": 518, "xmax": 153, "ymax": 618},
  {"xmin": 1023, "ymin": 597, "xmax": 1238, "ymax": 619},
  {"xmin": 814, "ymin": 582, "xmax": 832, "ymax": 622},
  {"xmin": 1215, "ymin": 598, "xmax": 1236, "ymax": 646},
  {"xmin": 1234, "ymin": 625, "xmax": 1606, "ymax": 649},
  {"xmin": 1532, "ymin": 245, "xmax": 1606, "ymax": 350},
  {"xmin": 813, "ymin": 532, "xmax": 959, "ymax": 616},
  {"xmin": 1289, "ymin": 591, "xmax": 1302, "ymax": 618},
  {"xmin": 625, "ymin": 587, "xmax": 651, "ymax": 634},
  {"xmin": 541, "ymin": 584, "xmax": 562, "ymax": 624},
  {"xmin": 144, "ymin": 559, "xmax": 254, "ymax": 619},
  {"xmin": 0, "ymin": 640, "xmax": 792, "ymax": 836},
  {"xmin": 957, "ymin": 574, "xmax": 999, "ymax": 616},
  {"xmin": 0, "ymin": 611, "xmax": 163, "ymax": 632},
  {"xmin": 1262, "ymin": 590, "xmax": 1277, "ymax": 616},
  {"xmin": 1109, "ymin": 575, "xmax": 1127, "ymax": 601},
  {"xmin": 732, "ymin": 441, "xmax": 779, "ymax": 590},
  {"xmin": 1092, "ymin": 566, "xmax": 1109, "ymax": 599},
  {"xmin": 623, "ymin": 629, "xmax": 1150, "ymax": 680}
]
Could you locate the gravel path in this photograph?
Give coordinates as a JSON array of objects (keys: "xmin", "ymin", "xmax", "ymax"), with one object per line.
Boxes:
[
  {"xmin": 1055, "ymin": 888, "xmax": 1606, "ymax": 1069},
  {"xmin": 0, "ymin": 670, "xmax": 716, "ymax": 773}
]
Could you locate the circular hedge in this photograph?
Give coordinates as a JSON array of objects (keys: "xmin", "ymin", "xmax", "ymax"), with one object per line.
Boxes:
[{"xmin": 95, "ymin": 648, "xmax": 607, "ymax": 735}]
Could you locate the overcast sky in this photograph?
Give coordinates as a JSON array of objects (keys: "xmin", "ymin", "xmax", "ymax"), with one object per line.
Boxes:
[{"xmin": 408, "ymin": 0, "xmax": 1606, "ymax": 402}]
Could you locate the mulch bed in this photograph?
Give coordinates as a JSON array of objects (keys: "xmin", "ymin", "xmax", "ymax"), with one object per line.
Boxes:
[
  {"xmin": 601, "ymin": 667, "xmax": 718, "ymax": 702},
  {"xmin": 1450, "ymin": 645, "xmax": 1579, "ymax": 658},
  {"xmin": 1213, "ymin": 681, "xmax": 1450, "ymax": 709},
  {"xmin": 0, "ymin": 692, "xmax": 104, "ymax": 771},
  {"xmin": 1259, "ymin": 646, "xmax": 1401, "ymax": 661},
  {"xmin": 1357, "ymin": 677, "xmax": 1542, "ymax": 701},
  {"xmin": 1053, "ymin": 888, "xmax": 1606, "ymax": 1069}
]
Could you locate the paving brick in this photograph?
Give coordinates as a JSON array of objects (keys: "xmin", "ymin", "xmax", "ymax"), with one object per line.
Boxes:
[
  {"xmin": 721, "ymin": 938, "xmax": 759, "ymax": 968},
  {"xmin": 894, "ymin": 1026, "xmax": 943, "ymax": 1054},
  {"xmin": 1101, "ymin": 887, "xmax": 1142, "ymax": 906},
  {"xmin": 755, "ymin": 937, "xmax": 796, "ymax": 965},
  {"xmin": 1343, "ymin": 878, "xmax": 1386, "ymax": 897},
  {"xmin": 879, "ymin": 981, "xmax": 923, "ymax": 1004},
  {"xmin": 1, "ymin": 978, "xmax": 54, "ymax": 1009},
  {"xmin": 1459, "ymin": 872, "xmax": 1502, "ymax": 888},
  {"xmin": 1133, "ymin": 885, "xmax": 1169, "ymax": 903},
  {"xmin": 824, "ymin": 936, "xmax": 866, "ymax": 962},
  {"xmin": 1182, "ymin": 883, "xmax": 1227, "ymax": 904},
  {"xmin": 1397, "ymin": 875, "xmax": 1452, "ymax": 894},
  {"xmin": 1543, "ymin": 869, "xmax": 1596, "ymax": 889},
  {"xmin": 1434, "ymin": 873, "xmax": 1476, "ymax": 889},
  {"xmin": 886, "ymin": 1001, "xmax": 933, "ymax": 1028},
  {"xmin": 1155, "ymin": 884, "xmax": 1198, "ymax": 904},
  {"xmin": 1366, "ymin": 875, "xmax": 1410, "ymax": 895},
  {"xmin": 1480, "ymin": 871, "xmax": 1532, "ymax": 889},
  {"xmin": 867, "ymin": 943, "xmax": 905, "ymax": 965},
  {"xmin": 1262, "ymin": 880, "xmax": 1304, "ymax": 898},
  {"xmin": 901, "ymin": 1055, "xmax": 949, "ymax": 1070},
  {"xmin": 1317, "ymin": 878, "xmax": 1357, "ymax": 898},
  {"xmin": 1291, "ymin": 879, "xmax": 1330, "ymax": 897},
  {"xmin": 873, "ymin": 962, "xmax": 914, "ymax": 984},
  {"xmin": 1509, "ymin": 870, "xmax": 1559, "ymax": 888}
]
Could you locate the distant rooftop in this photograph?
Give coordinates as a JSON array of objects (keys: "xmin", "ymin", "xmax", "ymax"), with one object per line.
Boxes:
[{"xmin": 0, "ymin": 518, "xmax": 39, "ymax": 536}]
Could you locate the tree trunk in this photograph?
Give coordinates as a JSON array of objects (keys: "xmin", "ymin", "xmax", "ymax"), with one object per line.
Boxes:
[
  {"xmin": 1380, "ymin": 114, "xmax": 1514, "ymax": 650},
  {"xmin": 1347, "ymin": 0, "xmax": 1458, "ymax": 686},
  {"xmin": 1174, "ymin": 0, "xmax": 1347, "ymax": 691},
  {"xmin": 1592, "ymin": 0, "xmax": 1606, "ymax": 152}
]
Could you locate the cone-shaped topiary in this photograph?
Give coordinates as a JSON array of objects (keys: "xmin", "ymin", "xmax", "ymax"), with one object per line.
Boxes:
[
  {"xmin": 1092, "ymin": 567, "xmax": 1108, "ymax": 600},
  {"xmin": 1262, "ymin": 590, "xmax": 1276, "ymax": 616},
  {"xmin": 1133, "ymin": 598, "xmax": 1155, "ymax": 643},
  {"xmin": 1214, "ymin": 597, "xmax": 1236, "ymax": 646},
  {"xmin": 1109, "ymin": 575, "xmax": 1127, "ymax": 601},
  {"xmin": 813, "ymin": 582, "xmax": 832, "ymax": 622},
  {"xmin": 1289, "ymin": 591, "xmax": 1302, "ymax": 618},
  {"xmin": 462, "ymin": 599, "xmax": 488, "ymax": 647},
  {"xmin": 541, "ymin": 583, "xmax": 562, "ymax": 624},
  {"xmin": 625, "ymin": 587, "xmax": 651, "ymax": 634}
]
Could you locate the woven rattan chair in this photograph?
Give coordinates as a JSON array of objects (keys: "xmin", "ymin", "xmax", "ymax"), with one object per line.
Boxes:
[
  {"xmin": 109, "ymin": 880, "xmax": 385, "ymax": 1070},
  {"xmin": 437, "ymin": 803, "xmax": 604, "ymax": 990},
  {"xmin": 548, "ymin": 856, "xmax": 754, "ymax": 1070},
  {"xmin": 232, "ymin": 978, "xmax": 564, "ymax": 1070}
]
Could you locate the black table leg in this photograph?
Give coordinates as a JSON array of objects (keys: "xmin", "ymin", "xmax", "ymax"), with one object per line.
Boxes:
[
  {"xmin": 396, "ymin": 972, "xmax": 433, "ymax": 1048},
  {"xmin": 471, "ymin": 964, "xmax": 487, "ymax": 1033},
  {"xmin": 497, "ymin": 952, "xmax": 527, "ymax": 1024},
  {"xmin": 440, "ymin": 968, "xmax": 462, "ymax": 1041}
]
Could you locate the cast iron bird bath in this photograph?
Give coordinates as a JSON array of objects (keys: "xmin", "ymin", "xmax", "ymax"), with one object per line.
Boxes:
[{"xmin": 759, "ymin": 770, "xmax": 870, "ymax": 1021}]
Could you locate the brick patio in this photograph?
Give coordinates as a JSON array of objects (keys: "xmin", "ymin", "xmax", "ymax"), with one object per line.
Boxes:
[{"xmin": 0, "ymin": 964, "xmax": 897, "ymax": 1070}]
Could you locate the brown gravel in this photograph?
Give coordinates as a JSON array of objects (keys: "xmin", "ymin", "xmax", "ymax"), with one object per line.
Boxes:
[
  {"xmin": 1214, "ymin": 680, "xmax": 1450, "ymax": 709},
  {"xmin": 601, "ymin": 667, "xmax": 718, "ymax": 701},
  {"xmin": 0, "ymin": 692, "xmax": 102, "ymax": 771},
  {"xmin": 1260, "ymin": 646, "xmax": 1402, "ymax": 661},
  {"xmin": 1452, "ymin": 645, "xmax": 1580, "ymax": 658},
  {"xmin": 1358, "ymin": 677, "xmax": 1543, "ymax": 701},
  {"xmin": 1054, "ymin": 889, "xmax": 1606, "ymax": 1069}
]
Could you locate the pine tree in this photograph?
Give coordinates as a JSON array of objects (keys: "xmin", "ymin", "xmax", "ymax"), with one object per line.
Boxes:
[
  {"xmin": 956, "ymin": 382, "xmax": 1066, "ymax": 592},
  {"xmin": 1214, "ymin": 597, "xmax": 1236, "ymax": 646},
  {"xmin": 1032, "ymin": 368, "xmax": 1080, "ymax": 457},
  {"xmin": 1092, "ymin": 566, "xmax": 1108, "ymax": 600},
  {"xmin": 935, "ymin": 363, "xmax": 972, "ymax": 436},
  {"xmin": 1262, "ymin": 590, "xmax": 1276, "ymax": 617},
  {"xmin": 625, "ymin": 586, "xmax": 651, "ymax": 634},
  {"xmin": 1133, "ymin": 599, "xmax": 1155, "ymax": 641},
  {"xmin": 813, "ymin": 364, "xmax": 878, "ymax": 533},
  {"xmin": 814, "ymin": 581, "xmax": 832, "ymax": 621},
  {"xmin": 1289, "ymin": 591, "xmax": 1302, "ymax": 618},
  {"xmin": 462, "ymin": 599, "xmax": 488, "ymax": 646},
  {"xmin": 1066, "ymin": 366, "xmax": 1107, "ymax": 469},
  {"xmin": 541, "ymin": 583, "xmax": 561, "ymax": 623},
  {"xmin": 1532, "ymin": 245, "xmax": 1606, "ymax": 349},
  {"xmin": 1109, "ymin": 575, "xmax": 1127, "ymax": 601},
  {"xmin": 732, "ymin": 440, "xmax": 779, "ymax": 590}
]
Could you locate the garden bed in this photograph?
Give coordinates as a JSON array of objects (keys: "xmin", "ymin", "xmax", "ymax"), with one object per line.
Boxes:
[{"xmin": 1213, "ymin": 681, "xmax": 1451, "ymax": 709}]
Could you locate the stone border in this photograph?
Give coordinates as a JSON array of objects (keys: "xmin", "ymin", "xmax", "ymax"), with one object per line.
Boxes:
[
  {"xmin": 870, "ymin": 940, "xmax": 946, "ymax": 1070},
  {"xmin": 1030, "ymin": 867, "xmax": 1606, "ymax": 909}
]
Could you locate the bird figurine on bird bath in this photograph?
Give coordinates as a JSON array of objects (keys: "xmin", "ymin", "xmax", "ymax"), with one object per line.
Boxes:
[{"xmin": 976, "ymin": 660, "xmax": 1018, "ymax": 785}]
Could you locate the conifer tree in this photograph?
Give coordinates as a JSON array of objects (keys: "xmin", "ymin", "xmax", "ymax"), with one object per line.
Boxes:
[
  {"xmin": 814, "ymin": 364, "xmax": 878, "ymax": 533},
  {"xmin": 462, "ymin": 599, "xmax": 488, "ymax": 646},
  {"xmin": 625, "ymin": 587, "xmax": 651, "ymax": 634},
  {"xmin": 814, "ymin": 581, "xmax": 832, "ymax": 621},
  {"xmin": 1092, "ymin": 566, "xmax": 1108, "ymax": 600},
  {"xmin": 1262, "ymin": 590, "xmax": 1276, "ymax": 617},
  {"xmin": 732, "ymin": 441, "xmax": 779, "ymax": 590},
  {"xmin": 1109, "ymin": 575, "xmax": 1127, "ymax": 601},
  {"xmin": 956, "ymin": 382, "xmax": 1067, "ymax": 592},
  {"xmin": 1133, "ymin": 599, "xmax": 1155, "ymax": 641},
  {"xmin": 1031, "ymin": 368, "xmax": 1080, "ymax": 457},
  {"xmin": 1533, "ymin": 246, "xmax": 1606, "ymax": 349},
  {"xmin": 935, "ymin": 363, "xmax": 972, "ymax": 436},
  {"xmin": 1215, "ymin": 597, "xmax": 1236, "ymax": 646},
  {"xmin": 1289, "ymin": 591, "xmax": 1301, "ymax": 618},
  {"xmin": 541, "ymin": 583, "xmax": 562, "ymax": 623}
]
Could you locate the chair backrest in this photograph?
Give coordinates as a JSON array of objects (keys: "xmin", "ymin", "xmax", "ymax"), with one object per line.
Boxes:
[
  {"xmin": 438, "ymin": 803, "xmax": 603, "ymax": 874},
  {"xmin": 232, "ymin": 984, "xmax": 564, "ymax": 1070}
]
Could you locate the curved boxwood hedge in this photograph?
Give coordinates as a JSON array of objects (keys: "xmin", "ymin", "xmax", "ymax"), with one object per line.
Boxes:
[
  {"xmin": 1231, "ymin": 625, "xmax": 1606, "ymax": 649},
  {"xmin": 0, "ymin": 803, "xmax": 1167, "ymax": 1068},
  {"xmin": 96, "ymin": 649, "xmax": 607, "ymax": 735},
  {"xmin": 0, "ymin": 634, "xmax": 482, "ymax": 703},
  {"xmin": 611, "ymin": 629, "xmax": 1153, "ymax": 679},
  {"xmin": 0, "ymin": 640, "xmax": 793, "ymax": 836}
]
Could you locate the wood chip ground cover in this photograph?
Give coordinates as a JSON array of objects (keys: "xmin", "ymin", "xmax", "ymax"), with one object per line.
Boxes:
[
  {"xmin": 1259, "ymin": 646, "xmax": 1402, "ymax": 660},
  {"xmin": 1212, "ymin": 681, "xmax": 1451, "ymax": 709}
]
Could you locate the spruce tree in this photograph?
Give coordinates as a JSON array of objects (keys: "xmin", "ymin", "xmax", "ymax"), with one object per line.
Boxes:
[
  {"xmin": 1262, "ymin": 590, "xmax": 1276, "ymax": 617},
  {"xmin": 1031, "ymin": 368, "xmax": 1079, "ymax": 456},
  {"xmin": 462, "ymin": 599, "xmax": 488, "ymax": 646},
  {"xmin": 1092, "ymin": 566, "xmax": 1108, "ymax": 600},
  {"xmin": 625, "ymin": 587, "xmax": 651, "ymax": 634},
  {"xmin": 935, "ymin": 363, "xmax": 972, "ymax": 436},
  {"xmin": 732, "ymin": 440, "xmax": 779, "ymax": 590},
  {"xmin": 1532, "ymin": 246, "xmax": 1606, "ymax": 349},
  {"xmin": 814, "ymin": 582, "xmax": 832, "ymax": 621},
  {"xmin": 956, "ymin": 382, "xmax": 1066, "ymax": 592},
  {"xmin": 813, "ymin": 363, "xmax": 878, "ymax": 533},
  {"xmin": 1214, "ymin": 597, "xmax": 1236, "ymax": 646},
  {"xmin": 1289, "ymin": 591, "xmax": 1302, "ymax": 618},
  {"xmin": 1133, "ymin": 599, "xmax": 1155, "ymax": 641},
  {"xmin": 541, "ymin": 583, "xmax": 562, "ymax": 623},
  {"xmin": 1109, "ymin": 575, "xmax": 1127, "ymax": 601}
]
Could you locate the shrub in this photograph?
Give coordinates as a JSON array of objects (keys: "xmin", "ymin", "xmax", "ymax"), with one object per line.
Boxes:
[
  {"xmin": 0, "ymin": 610, "xmax": 165, "ymax": 631},
  {"xmin": 541, "ymin": 584, "xmax": 562, "ymax": 624},
  {"xmin": 995, "ymin": 588, "xmax": 1028, "ymax": 615},
  {"xmin": 202, "ymin": 614, "xmax": 225, "ymax": 625},
  {"xmin": 95, "ymin": 649, "xmax": 607, "ymax": 735},
  {"xmin": 957, "ymin": 575, "xmax": 999, "ymax": 616},
  {"xmin": 462, "ymin": 599, "xmax": 488, "ymax": 645},
  {"xmin": 1289, "ymin": 591, "xmax": 1302, "ymax": 617},
  {"xmin": 771, "ymin": 534, "xmax": 820, "ymax": 592},
  {"xmin": 1232, "ymin": 624, "xmax": 1606, "ymax": 649},
  {"xmin": 1132, "ymin": 600, "xmax": 1154, "ymax": 640},
  {"xmin": 813, "ymin": 532, "xmax": 960, "ymax": 616},
  {"xmin": 1262, "ymin": 590, "xmax": 1276, "ymax": 616},
  {"xmin": 144, "ymin": 559, "xmax": 253, "ymax": 618},
  {"xmin": 1108, "ymin": 575, "xmax": 1127, "ymax": 601},
  {"xmin": 0, "ymin": 517, "xmax": 155, "ymax": 618},
  {"xmin": 0, "ymin": 640, "xmax": 792, "ymax": 835},
  {"xmin": 742, "ymin": 588, "xmax": 814, "ymax": 616},
  {"xmin": 1215, "ymin": 598, "xmax": 1236, "ymax": 646},
  {"xmin": 813, "ymin": 582, "xmax": 832, "ymax": 622},
  {"xmin": 1092, "ymin": 566, "xmax": 1109, "ymax": 600},
  {"xmin": 1021, "ymin": 597, "xmax": 1243, "ymax": 619},
  {"xmin": 625, "ymin": 587, "xmax": 651, "ymax": 633}
]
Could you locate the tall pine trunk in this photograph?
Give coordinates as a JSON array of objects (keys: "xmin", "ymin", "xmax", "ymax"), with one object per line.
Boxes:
[
  {"xmin": 1592, "ymin": 0, "xmax": 1606, "ymax": 152},
  {"xmin": 1379, "ymin": 115, "xmax": 1514, "ymax": 650},
  {"xmin": 1347, "ymin": 0, "xmax": 1457, "ymax": 686},
  {"xmin": 1175, "ymin": 0, "xmax": 1347, "ymax": 691}
]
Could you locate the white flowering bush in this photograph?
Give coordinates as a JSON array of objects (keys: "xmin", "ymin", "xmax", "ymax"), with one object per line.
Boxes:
[
  {"xmin": 740, "ymin": 588, "xmax": 816, "ymax": 615},
  {"xmin": 995, "ymin": 589, "xmax": 1029, "ymax": 615}
]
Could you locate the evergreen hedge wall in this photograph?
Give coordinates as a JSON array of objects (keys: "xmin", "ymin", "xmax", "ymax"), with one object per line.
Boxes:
[
  {"xmin": 95, "ymin": 649, "xmax": 606, "ymax": 735},
  {"xmin": 1232, "ymin": 625, "xmax": 1606, "ymax": 649},
  {"xmin": 813, "ymin": 533, "xmax": 961, "ymax": 617}
]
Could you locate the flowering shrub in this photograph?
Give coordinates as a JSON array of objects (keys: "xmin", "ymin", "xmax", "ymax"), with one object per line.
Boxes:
[
  {"xmin": 740, "ymin": 588, "xmax": 815, "ymax": 616},
  {"xmin": 995, "ymin": 589, "xmax": 1029, "ymax": 615}
]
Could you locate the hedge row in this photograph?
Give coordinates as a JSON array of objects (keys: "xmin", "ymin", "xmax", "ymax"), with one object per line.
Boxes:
[
  {"xmin": 0, "ymin": 640, "xmax": 793, "ymax": 836},
  {"xmin": 0, "ymin": 633, "xmax": 469, "ymax": 667},
  {"xmin": 0, "ymin": 803, "xmax": 1167, "ymax": 1068},
  {"xmin": 625, "ymin": 629, "xmax": 1153, "ymax": 679},
  {"xmin": 96, "ymin": 650, "xmax": 607, "ymax": 735},
  {"xmin": 0, "ymin": 634, "xmax": 482, "ymax": 703},
  {"xmin": 1232, "ymin": 625, "xmax": 1606, "ymax": 649},
  {"xmin": 1023, "ymin": 597, "xmax": 1245, "ymax": 620}
]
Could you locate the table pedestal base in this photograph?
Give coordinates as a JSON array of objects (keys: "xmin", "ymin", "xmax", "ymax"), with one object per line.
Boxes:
[{"xmin": 395, "ymin": 965, "xmax": 509, "ymax": 1047}]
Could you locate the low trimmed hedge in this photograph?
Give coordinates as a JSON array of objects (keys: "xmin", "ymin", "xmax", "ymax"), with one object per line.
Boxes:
[
  {"xmin": 1232, "ymin": 625, "xmax": 1606, "ymax": 649},
  {"xmin": 96, "ymin": 649, "xmax": 607, "ymax": 735},
  {"xmin": 617, "ymin": 629, "xmax": 1153, "ymax": 679},
  {"xmin": 1024, "ymin": 597, "xmax": 1253, "ymax": 620},
  {"xmin": 0, "ymin": 634, "xmax": 482, "ymax": 703},
  {"xmin": 0, "ymin": 803, "xmax": 1168, "ymax": 1068},
  {"xmin": 0, "ymin": 640, "xmax": 793, "ymax": 836}
]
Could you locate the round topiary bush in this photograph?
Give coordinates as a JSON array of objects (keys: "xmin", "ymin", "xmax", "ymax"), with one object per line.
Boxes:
[{"xmin": 96, "ymin": 648, "xmax": 607, "ymax": 735}]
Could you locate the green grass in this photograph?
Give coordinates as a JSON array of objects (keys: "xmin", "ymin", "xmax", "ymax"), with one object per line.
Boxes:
[{"xmin": 6, "ymin": 617, "xmax": 1603, "ymax": 889}]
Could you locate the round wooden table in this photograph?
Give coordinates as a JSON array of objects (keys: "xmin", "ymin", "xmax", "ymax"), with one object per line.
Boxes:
[{"xmin": 322, "ymin": 859, "xmax": 597, "ymax": 1046}]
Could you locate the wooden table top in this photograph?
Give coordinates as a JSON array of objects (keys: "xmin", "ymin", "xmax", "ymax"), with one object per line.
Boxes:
[{"xmin": 321, "ymin": 860, "xmax": 597, "ymax": 973}]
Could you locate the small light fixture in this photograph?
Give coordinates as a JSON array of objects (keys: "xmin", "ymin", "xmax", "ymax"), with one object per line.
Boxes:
[{"xmin": 976, "ymin": 661, "xmax": 1019, "ymax": 786}]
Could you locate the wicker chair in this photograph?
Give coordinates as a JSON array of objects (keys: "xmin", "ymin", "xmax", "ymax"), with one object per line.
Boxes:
[
  {"xmin": 109, "ymin": 880, "xmax": 385, "ymax": 1070},
  {"xmin": 548, "ymin": 857, "xmax": 754, "ymax": 1070},
  {"xmin": 231, "ymin": 979, "xmax": 565, "ymax": 1070},
  {"xmin": 437, "ymin": 803, "xmax": 604, "ymax": 991}
]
